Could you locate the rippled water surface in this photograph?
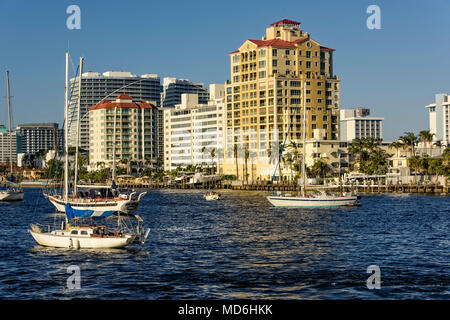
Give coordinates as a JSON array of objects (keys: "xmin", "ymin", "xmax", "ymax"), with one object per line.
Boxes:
[{"xmin": 0, "ymin": 188, "xmax": 449, "ymax": 299}]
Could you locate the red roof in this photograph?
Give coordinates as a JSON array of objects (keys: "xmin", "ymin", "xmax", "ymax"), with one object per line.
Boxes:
[
  {"xmin": 89, "ymin": 94, "xmax": 157, "ymax": 111},
  {"xmin": 116, "ymin": 93, "xmax": 132, "ymax": 100},
  {"xmin": 248, "ymin": 38, "xmax": 298, "ymax": 48},
  {"xmin": 320, "ymin": 46, "xmax": 336, "ymax": 51},
  {"xmin": 270, "ymin": 19, "xmax": 301, "ymax": 26}
]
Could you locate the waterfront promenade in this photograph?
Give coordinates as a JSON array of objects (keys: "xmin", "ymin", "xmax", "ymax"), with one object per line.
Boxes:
[{"xmin": 112, "ymin": 181, "xmax": 449, "ymax": 195}]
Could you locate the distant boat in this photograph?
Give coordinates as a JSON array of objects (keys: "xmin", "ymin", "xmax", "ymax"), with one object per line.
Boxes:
[
  {"xmin": 266, "ymin": 82, "xmax": 359, "ymax": 208},
  {"xmin": 0, "ymin": 70, "xmax": 24, "ymax": 201},
  {"xmin": 204, "ymin": 191, "xmax": 221, "ymax": 201}
]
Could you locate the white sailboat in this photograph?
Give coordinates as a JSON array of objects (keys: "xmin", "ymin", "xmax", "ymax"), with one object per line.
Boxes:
[
  {"xmin": 45, "ymin": 54, "xmax": 146, "ymax": 214},
  {"xmin": 0, "ymin": 70, "xmax": 24, "ymax": 201},
  {"xmin": 29, "ymin": 203, "xmax": 149, "ymax": 249},
  {"xmin": 266, "ymin": 81, "xmax": 359, "ymax": 208},
  {"xmin": 30, "ymin": 52, "xmax": 150, "ymax": 248}
]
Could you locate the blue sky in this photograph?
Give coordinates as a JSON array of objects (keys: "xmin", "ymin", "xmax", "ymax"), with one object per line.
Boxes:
[{"xmin": 0, "ymin": 0, "xmax": 449, "ymax": 141}]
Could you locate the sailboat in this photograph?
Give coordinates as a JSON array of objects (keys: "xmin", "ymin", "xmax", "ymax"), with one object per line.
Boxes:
[
  {"xmin": 29, "ymin": 203, "xmax": 149, "ymax": 249},
  {"xmin": 266, "ymin": 81, "xmax": 359, "ymax": 208},
  {"xmin": 30, "ymin": 52, "xmax": 150, "ymax": 249},
  {"xmin": 45, "ymin": 54, "xmax": 146, "ymax": 214},
  {"xmin": 0, "ymin": 70, "xmax": 24, "ymax": 201}
]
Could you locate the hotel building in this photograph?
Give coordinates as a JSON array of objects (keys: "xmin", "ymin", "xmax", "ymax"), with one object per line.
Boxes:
[
  {"xmin": 163, "ymin": 84, "xmax": 225, "ymax": 171},
  {"xmin": 69, "ymin": 71, "xmax": 161, "ymax": 150},
  {"xmin": 425, "ymin": 93, "xmax": 450, "ymax": 146},
  {"xmin": 88, "ymin": 94, "xmax": 158, "ymax": 171},
  {"xmin": 223, "ymin": 19, "xmax": 340, "ymax": 180},
  {"xmin": 340, "ymin": 108, "xmax": 383, "ymax": 142},
  {"xmin": 16, "ymin": 123, "xmax": 64, "ymax": 154}
]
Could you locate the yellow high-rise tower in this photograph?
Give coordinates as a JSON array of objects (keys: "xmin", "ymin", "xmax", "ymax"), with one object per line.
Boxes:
[{"xmin": 223, "ymin": 19, "xmax": 340, "ymax": 181}]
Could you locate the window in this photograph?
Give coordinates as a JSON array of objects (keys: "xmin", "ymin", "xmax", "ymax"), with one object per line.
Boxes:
[
  {"xmin": 306, "ymin": 61, "xmax": 311, "ymax": 68},
  {"xmin": 286, "ymin": 60, "xmax": 290, "ymax": 65},
  {"xmin": 285, "ymin": 49, "xmax": 290, "ymax": 55},
  {"xmin": 272, "ymin": 59, "xmax": 278, "ymax": 67},
  {"xmin": 80, "ymin": 230, "xmax": 88, "ymax": 235},
  {"xmin": 306, "ymin": 51, "xmax": 311, "ymax": 58},
  {"xmin": 272, "ymin": 49, "xmax": 277, "ymax": 56},
  {"xmin": 71, "ymin": 230, "xmax": 78, "ymax": 235}
]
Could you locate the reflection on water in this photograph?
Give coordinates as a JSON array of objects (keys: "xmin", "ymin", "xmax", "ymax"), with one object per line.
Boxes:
[{"xmin": 0, "ymin": 188, "xmax": 449, "ymax": 299}]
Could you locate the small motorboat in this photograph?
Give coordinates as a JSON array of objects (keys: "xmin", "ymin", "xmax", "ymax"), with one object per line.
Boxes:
[{"xmin": 204, "ymin": 191, "xmax": 221, "ymax": 201}]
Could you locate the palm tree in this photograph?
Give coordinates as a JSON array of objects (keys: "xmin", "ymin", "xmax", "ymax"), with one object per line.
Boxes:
[
  {"xmin": 233, "ymin": 141, "xmax": 239, "ymax": 181},
  {"xmin": 348, "ymin": 138, "xmax": 366, "ymax": 172},
  {"xmin": 408, "ymin": 155, "xmax": 422, "ymax": 183},
  {"xmin": 210, "ymin": 148, "xmax": 216, "ymax": 175},
  {"xmin": 310, "ymin": 160, "xmax": 330, "ymax": 182},
  {"xmin": 400, "ymin": 132, "xmax": 418, "ymax": 157},
  {"xmin": 418, "ymin": 130, "xmax": 435, "ymax": 156},
  {"xmin": 389, "ymin": 141, "xmax": 404, "ymax": 158},
  {"xmin": 201, "ymin": 146, "xmax": 206, "ymax": 168},
  {"xmin": 428, "ymin": 158, "xmax": 443, "ymax": 183},
  {"xmin": 244, "ymin": 146, "xmax": 249, "ymax": 183}
]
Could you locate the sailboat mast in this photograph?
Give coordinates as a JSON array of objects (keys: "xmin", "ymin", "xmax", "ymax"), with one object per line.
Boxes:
[
  {"xmin": 73, "ymin": 57, "xmax": 83, "ymax": 196},
  {"xmin": 112, "ymin": 106, "xmax": 117, "ymax": 182},
  {"xmin": 301, "ymin": 80, "xmax": 307, "ymax": 197},
  {"xmin": 5, "ymin": 70, "xmax": 13, "ymax": 175},
  {"xmin": 64, "ymin": 52, "xmax": 69, "ymax": 202}
]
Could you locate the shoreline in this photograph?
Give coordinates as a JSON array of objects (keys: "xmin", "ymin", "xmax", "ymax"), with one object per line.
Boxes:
[{"xmin": 17, "ymin": 181, "xmax": 449, "ymax": 195}]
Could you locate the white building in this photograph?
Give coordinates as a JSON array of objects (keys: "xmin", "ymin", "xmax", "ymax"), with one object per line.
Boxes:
[
  {"xmin": 425, "ymin": 93, "xmax": 450, "ymax": 146},
  {"xmin": 163, "ymin": 84, "xmax": 225, "ymax": 171},
  {"xmin": 340, "ymin": 108, "xmax": 383, "ymax": 142},
  {"xmin": 69, "ymin": 71, "xmax": 161, "ymax": 150},
  {"xmin": 88, "ymin": 93, "xmax": 158, "ymax": 172},
  {"xmin": 0, "ymin": 131, "xmax": 17, "ymax": 165}
]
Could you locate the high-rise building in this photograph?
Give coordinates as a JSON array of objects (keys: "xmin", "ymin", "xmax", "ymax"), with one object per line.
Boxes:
[
  {"xmin": 223, "ymin": 19, "xmax": 340, "ymax": 180},
  {"xmin": 340, "ymin": 108, "xmax": 383, "ymax": 142},
  {"xmin": 0, "ymin": 131, "xmax": 18, "ymax": 165},
  {"xmin": 163, "ymin": 84, "xmax": 225, "ymax": 171},
  {"xmin": 88, "ymin": 94, "xmax": 158, "ymax": 171},
  {"xmin": 158, "ymin": 77, "xmax": 210, "ymax": 160},
  {"xmin": 425, "ymin": 93, "xmax": 450, "ymax": 146},
  {"xmin": 69, "ymin": 71, "xmax": 161, "ymax": 150},
  {"xmin": 161, "ymin": 77, "xmax": 209, "ymax": 109},
  {"xmin": 16, "ymin": 123, "xmax": 64, "ymax": 154}
]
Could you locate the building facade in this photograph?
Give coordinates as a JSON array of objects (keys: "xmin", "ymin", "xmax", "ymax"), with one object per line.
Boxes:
[
  {"xmin": 16, "ymin": 123, "xmax": 63, "ymax": 155},
  {"xmin": 158, "ymin": 77, "xmax": 210, "ymax": 160},
  {"xmin": 88, "ymin": 94, "xmax": 158, "ymax": 171},
  {"xmin": 223, "ymin": 19, "xmax": 340, "ymax": 180},
  {"xmin": 340, "ymin": 108, "xmax": 383, "ymax": 142},
  {"xmin": 163, "ymin": 84, "xmax": 225, "ymax": 171},
  {"xmin": 0, "ymin": 131, "xmax": 18, "ymax": 165},
  {"xmin": 425, "ymin": 93, "xmax": 450, "ymax": 146},
  {"xmin": 69, "ymin": 71, "xmax": 161, "ymax": 150}
]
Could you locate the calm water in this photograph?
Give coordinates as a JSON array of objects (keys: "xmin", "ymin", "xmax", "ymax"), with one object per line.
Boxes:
[{"xmin": 0, "ymin": 188, "xmax": 449, "ymax": 299}]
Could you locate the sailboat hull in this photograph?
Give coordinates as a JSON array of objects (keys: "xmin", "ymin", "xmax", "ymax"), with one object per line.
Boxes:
[
  {"xmin": 266, "ymin": 195, "xmax": 359, "ymax": 207},
  {"xmin": 0, "ymin": 190, "xmax": 24, "ymax": 201},
  {"xmin": 48, "ymin": 196, "xmax": 140, "ymax": 214},
  {"xmin": 28, "ymin": 230, "xmax": 135, "ymax": 249}
]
